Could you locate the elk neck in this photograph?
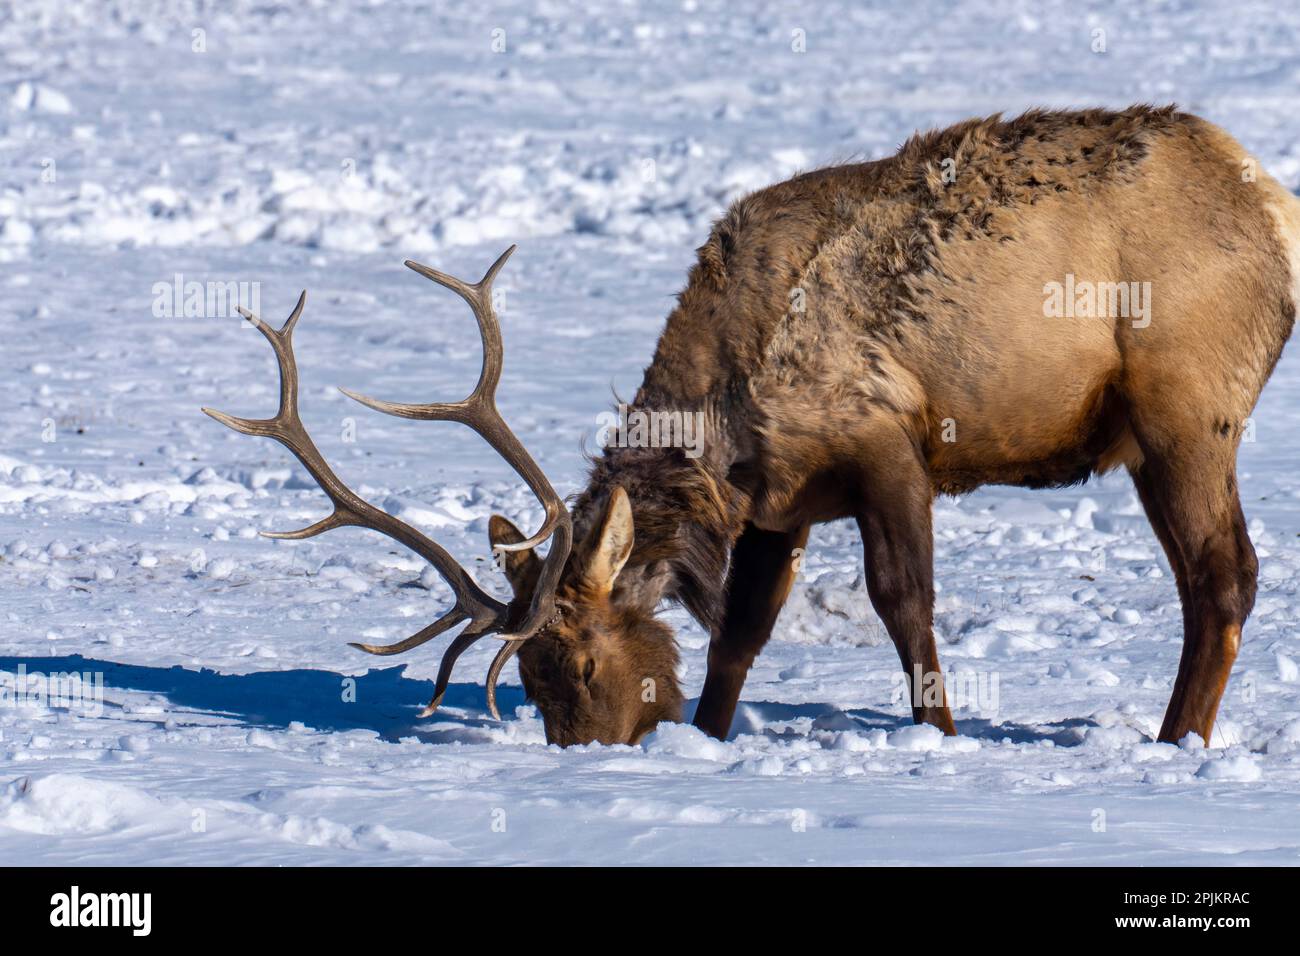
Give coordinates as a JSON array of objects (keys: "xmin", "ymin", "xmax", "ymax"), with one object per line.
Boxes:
[{"xmin": 571, "ymin": 399, "xmax": 748, "ymax": 632}]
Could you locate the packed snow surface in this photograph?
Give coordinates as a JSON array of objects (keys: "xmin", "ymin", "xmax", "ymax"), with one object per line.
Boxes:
[{"xmin": 2, "ymin": 0, "xmax": 1299, "ymax": 865}]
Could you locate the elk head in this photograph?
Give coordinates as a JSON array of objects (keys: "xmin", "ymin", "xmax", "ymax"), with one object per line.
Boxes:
[
  {"xmin": 202, "ymin": 246, "xmax": 680, "ymax": 748},
  {"xmin": 489, "ymin": 488, "xmax": 683, "ymax": 746}
]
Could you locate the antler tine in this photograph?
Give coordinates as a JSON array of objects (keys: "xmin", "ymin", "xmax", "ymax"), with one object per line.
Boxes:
[
  {"xmin": 413, "ymin": 625, "xmax": 496, "ymax": 719},
  {"xmin": 348, "ymin": 604, "xmax": 468, "ymax": 657},
  {"xmin": 201, "ymin": 293, "xmax": 509, "ymax": 671},
  {"xmin": 338, "ymin": 246, "xmax": 515, "ymax": 425},
  {"xmin": 341, "ymin": 246, "xmax": 574, "ymax": 645},
  {"xmin": 485, "ymin": 639, "xmax": 526, "ymax": 721}
]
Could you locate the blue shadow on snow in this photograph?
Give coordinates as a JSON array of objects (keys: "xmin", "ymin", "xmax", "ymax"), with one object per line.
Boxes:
[{"xmin": 0, "ymin": 655, "xmax": 519, "ymax": 743}]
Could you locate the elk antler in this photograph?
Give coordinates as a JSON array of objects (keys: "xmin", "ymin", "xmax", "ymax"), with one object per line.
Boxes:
[{"xmin": 202, "ymin": 246, "xmax": 572, "ymax": 720}]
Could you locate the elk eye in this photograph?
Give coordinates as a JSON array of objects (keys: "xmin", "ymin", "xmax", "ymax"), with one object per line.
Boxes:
[{"xmin": 581, "ymin": 657, "xmax": 596, "ymax": 687}]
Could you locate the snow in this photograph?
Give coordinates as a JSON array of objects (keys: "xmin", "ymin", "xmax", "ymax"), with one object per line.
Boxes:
[{"xmin": 2, "ymin": 0, "xmax": 1300, "ymax": 865}]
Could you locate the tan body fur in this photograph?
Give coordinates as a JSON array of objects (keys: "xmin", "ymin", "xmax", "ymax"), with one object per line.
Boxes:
[{"xmin": 653, "ymin": 108, "xmax": 1292, "ymax": 509}]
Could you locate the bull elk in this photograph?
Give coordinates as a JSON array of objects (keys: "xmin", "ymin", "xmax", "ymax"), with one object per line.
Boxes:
[{"xmin": 205, "ymin": 106, "xmax": 1296, "ymax": 748}]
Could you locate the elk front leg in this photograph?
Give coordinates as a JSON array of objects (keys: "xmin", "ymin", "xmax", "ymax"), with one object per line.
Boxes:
[
  {"xmin": 856, "ymin": 450, "xmax": 956, "ymax": 736},
  {"xmin": 693, "ymin": 523, "xmax": 810, "ymax": 739}
]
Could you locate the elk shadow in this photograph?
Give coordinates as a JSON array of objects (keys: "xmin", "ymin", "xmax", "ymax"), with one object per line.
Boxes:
[
  {"xmin": 0, "ymin": 655, "xmax": 524, "ymax": 744},
  {"xmin": 950, "ymin": 715, "xmax": 1097, "ymax": 746},
  {"xmin": 695, "ymin": 696, "xmax": 1096, "ymax": 746}
]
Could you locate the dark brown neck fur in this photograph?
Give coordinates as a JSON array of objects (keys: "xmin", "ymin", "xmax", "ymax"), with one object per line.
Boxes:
[{"xmin": 570, "ymin": 440, "xmax": 744, "ymax": 632}]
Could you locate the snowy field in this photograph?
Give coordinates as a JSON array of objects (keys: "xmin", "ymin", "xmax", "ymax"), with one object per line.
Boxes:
[{"xmin": 2, "ymin": 0, "xmax": 1300, "ymax": 865}]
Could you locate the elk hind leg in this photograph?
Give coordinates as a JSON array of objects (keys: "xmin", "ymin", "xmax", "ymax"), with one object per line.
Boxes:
[{"xmin": 1132, "ymin": 445, "xmax": 1256, "ymax": 746}]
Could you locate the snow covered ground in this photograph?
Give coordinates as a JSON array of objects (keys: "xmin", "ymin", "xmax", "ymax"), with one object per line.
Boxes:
[{"xmin": 2, "ymin": 0, "xmax": 1300, "ymax": 865}]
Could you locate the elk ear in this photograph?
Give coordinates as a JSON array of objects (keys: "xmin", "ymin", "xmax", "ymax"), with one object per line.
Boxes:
[
  {"xmin": 489, "ymin": 514, "xmax": 542, "ymax": 599},
  {"xmin": 584, "ymin": 486, "xmax": 634, "ymax": 595}
]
